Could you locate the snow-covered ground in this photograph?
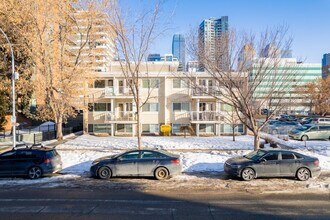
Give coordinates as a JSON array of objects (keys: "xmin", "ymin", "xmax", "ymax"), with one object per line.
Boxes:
[{"xmin": 0, "ymin": 134, "xmax": 329, "ymax": 188}]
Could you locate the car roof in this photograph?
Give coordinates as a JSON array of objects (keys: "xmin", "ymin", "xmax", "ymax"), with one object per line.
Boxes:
[{"xmin": 259, "ymin": 149, "xmax": 295, "ymax": 153}]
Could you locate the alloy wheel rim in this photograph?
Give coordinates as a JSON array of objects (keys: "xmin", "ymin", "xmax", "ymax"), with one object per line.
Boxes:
[
  {"xmin": 100, "ymin": 169, "xmax": 109, "ymax": 177},
  {"xmin": 298, "ymin": 168, "xmax": 309, "ymax": 180},
  {"xmin": 243, "ymin": 169, "xmax": 254, "ymax": 180},
  {"xmin": 29, "ymin": 167, "xmax": 41, "ymax": 179},
  {"xmin": 158, "ymin": 169, "xmax": 166, "ymax": 178}
]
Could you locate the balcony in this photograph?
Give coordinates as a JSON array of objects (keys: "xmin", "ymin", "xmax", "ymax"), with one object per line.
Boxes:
[
  {"xmin": 190, "ymin": 111, "xmax": 224, "ymax": 122},
  {"xmin": 192, "ymin": 86, "xmax": 221, "ymax": 97},
  {"xmin": 104, "ymin": 86, "xmax": 133, "ymax": 97},
  {"xmin": 105, "ymin": 111, "xmax": 136, "ymax": 122}
]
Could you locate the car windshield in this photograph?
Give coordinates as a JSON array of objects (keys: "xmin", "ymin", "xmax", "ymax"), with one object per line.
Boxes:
[
  {"xmin": 244, "ymin": 150, "xmax": 267, "ymax": 161},
  {"xmin": 296, "ymin": 125, "xmax": 312, "ymax": 131}
]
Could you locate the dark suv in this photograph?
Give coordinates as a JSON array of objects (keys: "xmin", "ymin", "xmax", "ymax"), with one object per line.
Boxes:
[{"xmin": 0, "ymin": 145, "xmax": 62, "ymax": 179}]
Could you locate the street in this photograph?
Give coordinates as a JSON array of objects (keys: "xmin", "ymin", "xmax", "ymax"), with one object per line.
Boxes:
[{"xmin": 0, "ymin": 180, "xmax": 329, "ymax": 220}]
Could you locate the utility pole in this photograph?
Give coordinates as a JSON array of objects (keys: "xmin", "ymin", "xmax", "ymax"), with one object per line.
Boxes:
[{"xmin": 0, "ymin": 28, "xmax": 16, "ymax": 148}]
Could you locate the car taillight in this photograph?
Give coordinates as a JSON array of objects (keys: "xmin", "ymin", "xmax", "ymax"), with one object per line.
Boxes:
[
  {"xmin": 314, "ymin": 160, "xmax": 319, "ymax": 166},
  {"xmin": 43, "ymin": 158, "xmax": 51, "ymax": 163},
  {"xmin": 171, "ymin": 159, "xmax": 180, "ymax": 164}
]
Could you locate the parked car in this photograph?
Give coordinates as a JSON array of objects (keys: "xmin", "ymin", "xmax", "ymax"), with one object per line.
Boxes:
[
  {"xmin": 90, "ymin": 149, "xmax": 182, "ymax": 180},
  {"xmin": 224, "ymin": 149, "xmax": 320, "ymax": 181},
  {"xmin": 312, "ymin": 118, "xmax": 330, "ymax": 124},
  {"xmin": 263, "ymin": 121, "xmax": 301, "ymax": 135},
  {"xmin": 289, "ymin": 124, "xmax": 330, "ymax": 141},
  {"xmin": 0, "ymin": 145, "xmax": 62, "ymax": 179}
]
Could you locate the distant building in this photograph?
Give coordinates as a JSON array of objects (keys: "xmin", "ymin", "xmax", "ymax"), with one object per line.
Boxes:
[
  {"xmin": 260, "ymin": 43, "xmax": 281, "ymax": 58},
  {"xmin": 281, "ymin": 49, "xmax": 293, "ymax": 58},
  {"xmin": 198, "ymin": 16, "xmax": 229, "ymax": 71},
  {"xmin": 172, "ymin": 34, "xmax": 186, "ymax": 71},
  {"xmin": 238, "ymin": 43, "xmax": 256, "ymax": 71},
  {"xmin": 160, "ymin": 54, "xmax": 178, "ymax": 62},
  {"xmin": 187, "ymin": 61, "xmax": 200, "ymax": 72},
  {"xmin": 251, "ymin": 58, "xmax": 322, "ymax": 113},
  {"xmin": 322, "ymin": 53, "xmax": 330, "ymax": 78},
  {"xmin": 147, "ymin": 54, "xmax": 161, "ymax": 62}
]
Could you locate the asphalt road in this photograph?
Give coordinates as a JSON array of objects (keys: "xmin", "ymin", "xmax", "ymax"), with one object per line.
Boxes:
[{"xmin": 0, "ymin": 186, "xmax": 329, "ymax": 220}]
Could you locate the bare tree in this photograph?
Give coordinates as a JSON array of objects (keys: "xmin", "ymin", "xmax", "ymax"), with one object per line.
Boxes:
[
  {"xmin": 111, "ymin": 1, "xmax": 168, "ymax": 149},
  {"xmin": 187, "ymin": 26, "xmax": 301, "ymax": 150},
  {"xmin": 28, "ymin": 0, "xmax": 103, "ymax": 140},
  {"xmin": 221, "ymin": 104, "xmax": 242, "ymax": 141}
]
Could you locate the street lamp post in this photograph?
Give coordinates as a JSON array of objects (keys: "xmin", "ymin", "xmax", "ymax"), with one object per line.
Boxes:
[{"xmin": 0, "ymin": 28, "xmax": 16, "ymax": 148}]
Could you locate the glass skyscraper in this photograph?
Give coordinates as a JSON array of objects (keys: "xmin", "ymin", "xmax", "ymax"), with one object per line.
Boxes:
[
  {"xmin": 172, "ymin": 34, "xmax": 185, "ymax": 71},
  {"xmin": 322, "ymin": 53, "xmax": 330, "ymax": 78}
]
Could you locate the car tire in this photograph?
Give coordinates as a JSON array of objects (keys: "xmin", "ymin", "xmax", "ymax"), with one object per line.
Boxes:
[
  {"xmin": 296, "ymin": 167, "xmax": 311, "ymax": 181},
  {"xmin": 97, "ymin": 166, "xmax": 112, "ymax": 180},
  {"xmin": 241, "ymin": 168, "xmax": 255, "ymax": 181},
  {"xmin": 154, "ymin": 167, "xmax": 169, "ymax": 180},
  {"xmin": 28, "ymin": 166, "xmax": 43, "ymax": 179},
  {"xmin": 301, "ymin": 135, "xmax": 308, "ymax": 141}
]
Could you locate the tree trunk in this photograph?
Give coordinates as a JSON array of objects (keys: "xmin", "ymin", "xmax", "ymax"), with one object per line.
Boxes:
[
  {"xmin": 83, "ymin": 79, "xmax": 88, "ymax": 134},
  {"xmin": 136, "ymin": 95, "xmax": 142, "ymax": 150},
  {"xmin": 56, "ymin": 116, "xmax": 63, "ymax": 141},
  {"xmin": 254, "ymin": 132, "xmax": 260, "ymax": 150},
  {"xmin": 232, "ymin": 126, "xmax": 235, "ymax": 142}
]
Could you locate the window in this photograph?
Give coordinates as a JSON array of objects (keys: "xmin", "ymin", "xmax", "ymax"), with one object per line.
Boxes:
[
  {"xmin": 173, "ymin": 79, "xmax": 189, "ymax": 88},
  {"xmin": 93, "ymin": 124, "xmax": 112, "ymax": 133},
  {"xmin": 117, "ymin": 124, "xmax": 132, "ymax": 133},
  {"xmin": 94, "ymin": 80, "xmax": 105, "ymax": 88},
  {"xmin": 141, "ymin": 151, "xmax": 163, "ymax": 159},
  {"xmin": 142, "ymin": 79, "xmax": 159, "ymax": 88},
  {"xmin": 173, "ymin": 103, "xmax": 190, "ymax": 112},
  {"xmin": 142, "ymin": 124, "xmax": 159, "ymax": 133},
  {"xmin": 0, "ymin": 151, "xmax": 16, "ymax": 158},
  {"xmin": 94, "ymin": 103, "xmax": 111, "ymax": 112},
  {"xmin": 263, "ymin": 152, "xmax": 279, "ymax": 161},
  {"xmin": 281, "ymin": 152, "xmax": 295, "ymax": 160},
  {"xmin": 199, "ymin": 124, "xmax": 214, "ymax": 133},
  {"xmin": 120, "ymin": 151, "xmax": 139, "ymax": 160},
  {"xmin": 142, "ymin": 103, "xmax": 159, "ymax": 112}
]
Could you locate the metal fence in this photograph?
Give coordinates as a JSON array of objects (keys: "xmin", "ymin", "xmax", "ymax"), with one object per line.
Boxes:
[{"xmin": 0, "ymin": 125, "xmax": 83, "ymax": 144}]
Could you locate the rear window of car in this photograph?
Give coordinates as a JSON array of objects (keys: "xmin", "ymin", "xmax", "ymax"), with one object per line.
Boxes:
[
  {"xmin": 141, "ymin": 151, "xmax": 166, "ymax": 159},
  {"xmin": 293, "ymin": 153, "xmax": 303, "ymax": 159},
  {"xmin": 45, "ymin": 151, "xmax": 57, "ymax": 158},
  {"xmin": 281, "ymin": 152, "xmax": 295, "ymax": 160}
]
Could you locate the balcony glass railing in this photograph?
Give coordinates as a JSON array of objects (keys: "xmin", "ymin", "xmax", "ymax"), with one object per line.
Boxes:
[
  {"xmin": 104, "ymin": 86, "xmax": 133, "ymax": 97},
  {"xmin": 105, "ymin": 111, "xmax": 136, "ymax": 121},
  {"xmin": 190, "ymin": 111, "xmax": 224, "ymax": 121},
  {"xmin": 192, "ymin": 86, "xmax": 221, "ymax": 96}
]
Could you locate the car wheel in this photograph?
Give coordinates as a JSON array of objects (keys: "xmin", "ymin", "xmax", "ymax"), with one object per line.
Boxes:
[
  {"xmin": 154, "ymin": 167, "xmax": 169, "ymax": 180},
  {"xmin": 301, "ymin": 135, "xmax": 308, "ymax": 141},
  {"xmin": 28, "ymin": 166, "xmax": 43, "ymax": 179},
  {"xmin": 296, "ymin": 167, "xmax": 311, "ymax": 181},
  {"xmin": 97, "ymin": 166, "xmax": 112, "ymax": 180},
  {"xmin": 241, "ymin": 168, "xmax": 255, "ymax": 181}
]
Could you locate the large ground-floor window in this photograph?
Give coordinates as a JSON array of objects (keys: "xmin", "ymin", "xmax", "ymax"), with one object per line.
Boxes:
[
  {"xmin": 199, "ymin": 124, "xmax": 214, "ymax": 133},
  {"xmin": 142, "ymin": 124, "xmax": 159, "ymax": 134},
  {"xmin": 220, "ymin": 124, "xmax": 244, "ymax": 133},
  {"xmin": 116, "ymin": 124, "xmax": 133, "ymax": 133},
  {"xmin": 88, "ymin": 124, "xmax": 112, "ymax": 133}
]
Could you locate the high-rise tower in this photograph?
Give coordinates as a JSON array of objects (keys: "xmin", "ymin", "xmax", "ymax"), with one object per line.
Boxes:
[
  {"xmin": 172, "ymin": 34, "xmax": 186, "ymax": 71},
  {"xmin": 198, "ymin": 16, "xmax": 229, "ymax": 70}
]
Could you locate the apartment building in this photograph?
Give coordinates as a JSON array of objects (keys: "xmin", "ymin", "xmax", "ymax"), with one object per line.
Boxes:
[{"xmin": 87, "ymin": 62, "xmax": 246, "ymax": 136}]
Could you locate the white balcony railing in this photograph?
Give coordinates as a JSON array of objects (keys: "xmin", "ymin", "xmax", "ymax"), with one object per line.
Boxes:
[
  {"xmin": 190, "ymin": 111, "xmax": 224, "ymax": 121},
  {"xmin": 104, "ymin": 86, "xmax": 133, "ymax": 97},
  {"xmin": 105, "ymin": 111, "xmax": 136, "ymax": 122},
  {"xmin": 192, "ymin": 86, "xmax": 221, "ymax": 97}
]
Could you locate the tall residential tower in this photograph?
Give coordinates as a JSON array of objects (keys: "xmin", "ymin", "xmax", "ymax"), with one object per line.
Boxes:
[{"xmin": 198, "ymin": 16, "xmax": 229, "ymax": 70}]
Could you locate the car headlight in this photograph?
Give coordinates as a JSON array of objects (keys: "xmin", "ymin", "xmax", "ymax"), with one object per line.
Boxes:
[
  {"xmin": 92, "ymin": 161, "xmax": 99, "ymax": 166},
  {"xmin": 230, "ymin": 164, "xmax": 241, "ymax": 169}
]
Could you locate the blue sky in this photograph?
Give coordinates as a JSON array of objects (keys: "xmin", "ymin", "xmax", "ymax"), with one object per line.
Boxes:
[{"xmin": 139, "ymin": 0, "xmax": 330, "ymax": 63}]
